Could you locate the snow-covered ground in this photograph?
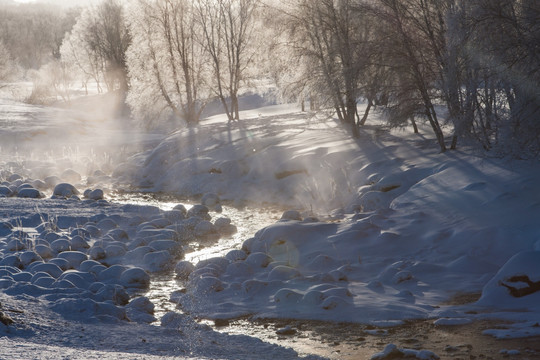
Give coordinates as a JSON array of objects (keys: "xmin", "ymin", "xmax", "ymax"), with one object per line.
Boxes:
[{"xmin": 1, "ymin": 96, "xmax": 540, "ymax": 359}]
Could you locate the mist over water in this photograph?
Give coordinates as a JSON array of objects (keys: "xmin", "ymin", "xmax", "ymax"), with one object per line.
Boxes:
[{"xmin": 0, "ymin": 92, "xmax": 161, "ymax": 185}]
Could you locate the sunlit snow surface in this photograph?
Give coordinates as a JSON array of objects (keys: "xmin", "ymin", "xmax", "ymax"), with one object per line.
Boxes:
[{"xmin": 1, "ymin": 96, "xmax": 540, "ymax": 359}]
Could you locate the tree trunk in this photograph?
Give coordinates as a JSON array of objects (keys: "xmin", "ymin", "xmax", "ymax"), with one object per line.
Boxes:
[{"xmin": 358, "ymin": 98, "xmax": 373, "ymax": 126}]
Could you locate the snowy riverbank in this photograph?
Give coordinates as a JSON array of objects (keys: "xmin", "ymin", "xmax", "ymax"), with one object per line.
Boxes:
[{"xmin": 1, "ymin": 99, "xmax": 540, "ymax": 359}]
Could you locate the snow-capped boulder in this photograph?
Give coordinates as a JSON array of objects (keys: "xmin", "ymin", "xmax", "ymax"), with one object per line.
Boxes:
[
  {"xmin": 187, "ymin": 205, "xmax": 211, "ymax": 220},
  {"xmin": 194, "ymin": 220, "xmax": 219, "ymax": 241},
  {"xmin": 70, "ymin": 236, "xmax": 90, "ymax": 251},
  {"xmin": 17, "ymin": 187, "xmax": 43, "ymax": 198},
  {"xmin": 19, "ymin": 251, "xmax": 43, "ymax": 267},
  {"xmin": 281, "ymin": 210, "xmax": 302, "ymax": 221},
  {"xmin": 142, "ymin": 250, "xmax": 174, "ymax": 272},
  {"xmin": 214, "ymin": 217, "xmax": 237, "ymax": 236},
  {"xmin": 88, "ymin": 189, "xmax": 104, "ymax": 200},
  {"xmin": 0, "ymin": 186, "xmax": 12, "ymax": 197},
  {"xmin": 97, "ymin": 265, "xmax": 128, "ymax": 283},
  {"xmin": 119, "ymin": 267, "xmax": 150, "ymax": 289},
  {"xmin": 477, "ymin": 251, "xmax": 540, "ymax": 310},
  {"xmin": 370, "ymin": 344, "xmax": 439, "ymax": 360},
  {"xmin": 50, "ymin": 238, "xmax": 71, "ymax": 253},
  {"xmin": 126, "ymin": 296, "xmax": 156, "ymax": 323},
  {"xmin": 52, "ymin": 183, "xmax": 79, "ymax": 198},
  {"xmin": 34, "ymin": 244, "xmax": 54, "ymax": 259},
  {"xmin": 57, "ymin": 251, "xmax": 88, "ymax": 269},
  {"xmin": 175, "ymin": 261, "xmax": 195, "ymax": 279},
  {"xmin": 148, "ymin": 240, "xmax": 183, "ymax": 257},
  {"xmin": 31, "ymin": 263, "xmax": 63, "ymax": 278},
  {"xmin": 225, "ymin": 249, "xmax": 247, "ymax": 262}
]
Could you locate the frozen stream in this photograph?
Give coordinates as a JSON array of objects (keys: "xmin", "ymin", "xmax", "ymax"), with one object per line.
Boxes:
[{"xmin": 111, "ymin": 193, "xmax": 362, "ymax": 360}]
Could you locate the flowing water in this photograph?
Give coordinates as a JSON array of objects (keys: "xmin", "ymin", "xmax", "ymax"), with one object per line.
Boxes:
[{"xmin": 111, "ymin": 193, "xmax": 360, "ymax": 359}]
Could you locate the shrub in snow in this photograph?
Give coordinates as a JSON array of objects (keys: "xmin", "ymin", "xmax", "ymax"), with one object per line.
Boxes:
[
  {"xmin": 119, "ymin": 267, "xmax": 150, "ymax": 289},
  {"xmin": 201, "ymin": 193, "xmax": 220, "ymax": 207},
  {"xmin": 52, "ymin": 183, "xmax": 79, "ymax": 198},
  {"xmin": 142, "ymin": 250, "xmax": 174, "ymax": 272},
  {"xmin": 370, "ymin": 344, "xmax": 439, "ymax": 360},
  {"xmin": 281, "ymin": 210, "xmax": 302, "ymax": 221}
]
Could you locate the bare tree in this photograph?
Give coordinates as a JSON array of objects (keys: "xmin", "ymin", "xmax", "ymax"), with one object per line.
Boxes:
[
  {"xmin": 196, "ymin": 0, "xmax": 260, "ymax": 122},
  {"xmin": 127, "ymin": 0, "xmax": 209, "ymax": 128}
]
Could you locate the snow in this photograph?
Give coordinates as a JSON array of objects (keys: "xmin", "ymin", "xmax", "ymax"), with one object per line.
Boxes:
[{"xmin": 1, "ymin": 96, "xmax": 540, "ymax": 358}]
